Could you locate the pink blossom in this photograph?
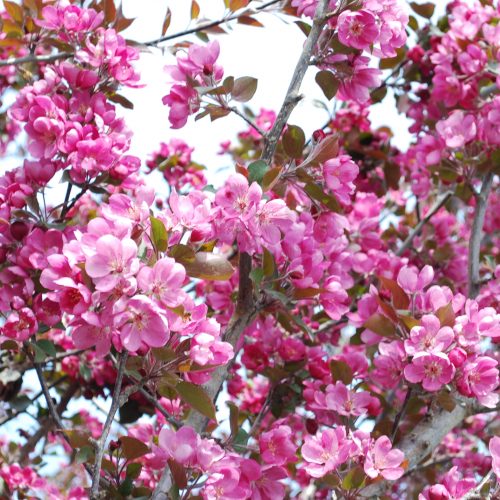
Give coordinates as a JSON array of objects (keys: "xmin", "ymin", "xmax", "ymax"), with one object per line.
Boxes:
[
  {"xmin": 137, "ymin": 258, "xmax": 186, "ymax": 307},
  {"xmin": 419, "ymin": 466, "xmax": 475, "ymax": 499},
  {"xmin": 397, "ymin": 265, "xmax": 434, "ymax": 294},
  {"xmin": 456, "ymin": 357, "xmax": 499, "ymax": 408},
  {"xmin": 116, "ymin": 295, "xmax": 169, "ymax": 352},
  {"xmin": 329, "ymin": 55, "xmax": 382, "ymax": 103},
  {"xmin": 364, "ymin": 436, "xmax": 405, "ymax": 480},
  {"xmin": 85, "ymin": 235, "xmax": 139, "ymax": 292},
  {"xmin": 36, "ymin": 4, "xmax": 104, "ymax": 33},
  {"xmin": 162, "ymin": 84, "xmax": 200, "ymax": 129},
  {"xmin": 259, "ymin": 426, "xmax": 297, "ymax": 465},
  {"xmin": 323, "ymin": 155, "xmax": 359, "ymax": 205},
  {"xmin": 436, "ymin": 111, "xmax": 477, "ymax": 148},
  {"xmin": 324, "ymin": 382, "xmax": 376, "ymax": 417},
  {"xmin": 320, "ymin": 276, "xmax": 350, "ymax": 320},
  {"xmin": 158, "ymin": 426, "xmax": 199, "ymax": 466},
  {"xmin": 338, "ymin": 10, "xmax": 380, "ymax": 50},
  {"xmin": 490, "ymin": 436, "xmax": 500, "ymax": 481},
  {"xmin": 404, "ymin": 314, "xmax": 455, "ymax": 356},
  {"xmin": 404, "ymin": 352, "xmax": 455, "ymax": 392},
  {"xmin": 301, "ymin": 427, "xmax": 350, "ymax": 478}
]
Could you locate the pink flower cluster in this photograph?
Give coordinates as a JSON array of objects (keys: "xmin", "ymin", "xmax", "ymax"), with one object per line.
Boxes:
[
  {"xmin": 37, "ymin": 192, "xmax": 233, "ymax": 380},
  {"xmin": 302, "ymin": 428, "xmax": 404, "ymax": 480},
  {"xmin": 146, "ymin": 138, "xmax": 207, "ymax": 192},
  {"xmin": 9, "ymin": 63, "xmax": 139, "ymax": 184},
  {"xmin": 157, "ymin": 425, "xmax": 289, "ymax": 499},
  {"xmin": 162, "ymin": 41, "xmax": 223, "ymax": 128}
]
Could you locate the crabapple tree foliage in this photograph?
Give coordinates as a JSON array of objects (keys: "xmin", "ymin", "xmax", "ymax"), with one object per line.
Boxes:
[{"xmin": 0, "ymin": 0, "xmax": 498, "ymax": 498}]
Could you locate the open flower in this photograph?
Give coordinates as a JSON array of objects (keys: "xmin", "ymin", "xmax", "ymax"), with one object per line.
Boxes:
[
  {"xmin": 364, "ymin": 436, "xmax": 405, "ymax": 480},
  {"xmin": 404, "ymin": 352, "xmax": 455, "ymax": 391}
]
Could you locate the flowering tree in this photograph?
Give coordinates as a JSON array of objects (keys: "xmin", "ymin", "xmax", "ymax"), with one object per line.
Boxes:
[{"xmin": 0, "ymin": 0, "xmax": 498, "ymax": 498}]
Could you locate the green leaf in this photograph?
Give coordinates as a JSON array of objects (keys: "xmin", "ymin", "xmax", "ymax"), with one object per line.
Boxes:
[
  {"xmin": 32, "ymin": 344, "xmax": 48, "ymax": 363},
  {"xmin": 169, "ymin": 244, "xmax": 196, "ymax": 263},
  {"xmin": 119, "ymin": 436, "xmax": 150, "ymax": 460},
  {"xmin": 315, "ymin": 70, "xmax": 339, "ymax": 100},
  {"xmin": 283, "ymin": 125, "xmax": 306, "ymax": 158},
  {"xmin": 410, "ymin": 2, "xmax": 435, "ymax": 18},
  {"xmin": 76, "ymin": 446, "xmax": 94, "ymax": 464},
  {"xmin": 250, "ymin": 268, "xmax": 264, "ymax": 288},
  {"xmin": 64, "ymin": 430, "xmax": 91, "ymax": 449},
  {"xmin": 150, "ymin": 216, "xmax": 168, "ymax": 252},
  {"xmin": 182, "ymin": 252, "xmax": 234, "ymax": 281},
  {"xmin": 304, "ymin": 182, "xmax": 341, "ymax": 212},
  {"xmin": 232, "ymin": 76, "xmax": 258, "ymax": 102},
  {"xmin": 330, "ymin": 360, "xmax": 353, "ymax": 385},
  {"xmin": 262, "ymin": 166, "xmax": 282, "ymax": 192},
  {"xmin": 342, "ymin": 466, "xmax": 366, "ymax": 490},
  {"xmin": 232, "ymin": 428, "xmax": 250, "ymax": 452},
  {"xmin": 176, "ymin": 381, "xmax": 217, "ymax": 421},
  {"xmin": 363, "ymin": 313, "xmax": 397, "ymax": 338},
  {"xmin": 35, "ymin": 339, "xmax": 57, "ymax": 358},
  {"xmin": 126, "ymin": 462, "xmax": 142, "ymax": 480},
  {"xmin": 248, "ymin": 160, "xmax": 268, "ymax": 185}
]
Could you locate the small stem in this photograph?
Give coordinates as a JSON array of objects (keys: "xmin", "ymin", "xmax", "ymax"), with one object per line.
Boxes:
[
  {"xmin": 144, "ymin": 0, "xmax": 282, "ymax": 46},
  {"xmin": 396, "ymin": 191, "xmax": 453, "ymax": 256},
  {"xmin": 229, "ymin": 107, "xmax": 266, "ymax": 137},
  {"xmin": 391, "ymin": 387, "xmax": 412, "ymax": 441},
  {"xmin": 90, "ymin": 352, "xmax": 128, "ymax": 499}
]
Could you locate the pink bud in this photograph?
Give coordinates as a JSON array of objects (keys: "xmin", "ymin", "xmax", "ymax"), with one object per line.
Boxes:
[{"xmin": 449, "ymin": 347, "xmax": 467, "ymax": 367}]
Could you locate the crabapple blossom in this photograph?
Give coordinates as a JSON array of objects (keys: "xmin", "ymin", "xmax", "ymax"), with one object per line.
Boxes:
[
  {"xmin": 404, "ymin": 353, "xmax": 455, "ymax": 392},
  {"xmin": 364, "ymin": 436, "xmax": 405, "ymax": 480}
]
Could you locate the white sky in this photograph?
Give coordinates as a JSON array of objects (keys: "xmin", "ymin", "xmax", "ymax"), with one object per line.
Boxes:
[{"xmin": 119, "ymin": 0, "xmax": 422, "ymax": 182}]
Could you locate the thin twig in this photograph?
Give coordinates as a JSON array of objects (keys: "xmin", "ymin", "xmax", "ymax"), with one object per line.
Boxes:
[
  {"xmin": 396, "ymin": 191, "xmax": 453, "ymax": 256},
  {"xmin": 230, "ymin": 107, "xmax": 266, "ymax": 137},
  {"xmin": 391, "ymin": 387, "xmax": 412, "ymax": 441},
  {"xmin": 462, "ymin": 470, "xmax": 494, "ymax": 499},
  {"xmin": 137, "ymin": 387, "xmax": 182, "ymax": 428},
  {"xmin": 0, "ymin": 51, "xmax": 73, "ymax": 68},
  {"xmin": 467, "ymin": 171, "xmax": 494, "ymax": 298},
  {"xmin": 90, "ymin": 352, "xmax": 128, "ymax": 499},
  {"xmin": 0, "ymin": 375, "xmax": 68, "ymax": 427},
  {"xmin": 144, "ymin": 0, "xmax": 283, "ymax": 47}
]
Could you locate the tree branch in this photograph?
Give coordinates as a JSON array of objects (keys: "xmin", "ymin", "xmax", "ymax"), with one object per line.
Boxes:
[
  {"xmin": 0, "ymin": 51, "xmax": 73, "ymax": 68},
  {"xmin": 396, "ymin": 191, "xmax": 453, "ymax": 256},
  {"xmin": 151, "ymin": 2, "xmax": 330, "ymax": 498},
  {"xmin": 467, "ymin": 171, "xmax": 494, "ymax": 298},
  {"xmin": 90, "ymin": 352, "xmax": 128, "ymax": 499},
  {"xmin": 361, "ymin": 396, "xmax": 474, "ymax": 497},
  {"xmin": 144, "ymin": 0, "xmax": 283, "ymax": 47}
]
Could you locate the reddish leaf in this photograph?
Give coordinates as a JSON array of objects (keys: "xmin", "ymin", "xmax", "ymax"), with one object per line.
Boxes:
[
  {"xmin": 182, "ymin": 252, "xmax": 234, "ymax": 281},
  {"xmin": 4, "ymin": 1, "xmax": 24, "ymax": 24},
  {"xmin": 232, "ymin": 76, "xmax": 258, "ymax": 102},
  {"xmin": 378, "ymin": 276, "xmax": 410, "ymax": 310},
  {"xmin": 436, "ymin": 302, "xmax": 455, "ymax": 328},
  {"xmin": 191, "ymin": 0, "xmax": 200, "ymax": 19},
  {"xmin": 176, "ymin": 381, "xmax": 217, "ymax": 421},
  {"xmin": 168, "ymin": 459, "xmax": 187, "ymax": 489},
  {"xmin": 119, "ymin": 436, "xmax": 150, "ymax": 460},
  {"xmin": 363, "ymin": 313, "xmax": 397, "ymax": 338},
  {"xmin": 237, "ymin": 15, "xmax": 264, "ymax": 27},
  {"xmin": 315, "ymin": 70, "xmax": 339, "ymax": 100},
  {"xmin": 162, "ymin": 7, "xmax": 171, "ymax": 35}
]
